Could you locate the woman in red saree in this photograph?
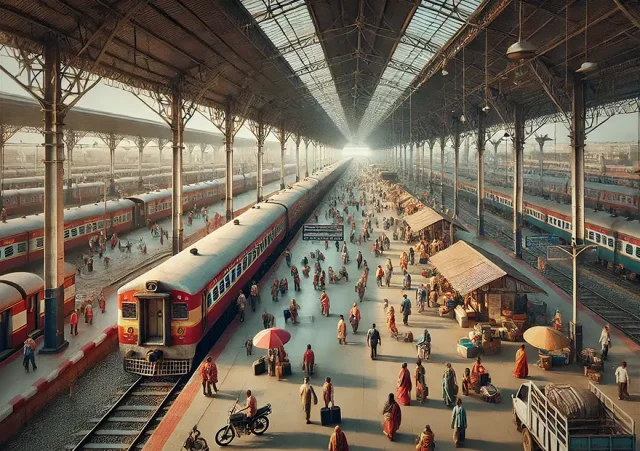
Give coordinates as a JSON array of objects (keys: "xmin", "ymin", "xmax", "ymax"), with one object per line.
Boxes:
[
  {"xmin": 382, "ymin": 393, "xmax": 402, "ymax": 441},
  {"xmin": 328, "ymin": 425, "xmax": 349, "ymax": 451},
  {"xmin": 396, "ymin": 362, "xmax": 412, "ymax": 406},
  {"xmin": 320, "ymin": 291, "xmax": 330, "ymax": 317},
  {"xmin": 470, "ymin": 357, "xmax": 486, "ymax": 388},
  {"xmin": 513, "ymin": 344, "xmax": 529, "ymax": 378},
  {"xmin": 386, "ymin": 306, "xmax": 399, "ymax": 338}
]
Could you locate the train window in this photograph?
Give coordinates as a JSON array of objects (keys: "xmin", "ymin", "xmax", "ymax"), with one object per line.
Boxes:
[
  {"xmin": 243, "ymin": 255, "xmax": 248, "ymax": 271},
  {"xmin": 595, "ymin": 233, "xmax": 601, "ymax": 243},
  {"xmin": 236, "ymin": 264, "xmax": 242, "ymax": 278},
  {"xmin": 86, "ymin": 223, "xmax": 93, "ymax": 233},
  {"xmin": 218, "ymin": 280, "xmax": 225, "ymax": 295},
  {"xmin": 64, "ymin": 229, "xmax": 70, "ymax": 239},
  {"xmin": 79, "ymin": 225, "xmax": 85, "ymax": 235},
  {"xmin": 122, "ymin": 302, "xmax": 137, "ymax": 319},
  {"xmin": 616, "ymin": 241, "xmax": 622, "ymax": 251},
  {"xmin": 36, "ymin": 238, "xmax": 44, "ymax": 248},
  {"xmin": 0, "ymin": 248, "xmax": 2, "ymax": 258},
  {"xmin": 588, "ymin": 231, "xmax": 595, "ymax": 240},
  {"xmin": 71, "ymin": 228, "xmax": 78, "ymax": 237},
  {"xmin": 171, "ymin": 303, "xmax": 189, "ymax": 320},
  {"xmin": 625, "ymin": 244, "xmax": 633, "ymax": 255},
  {"xmin": 17, "ymin": 242, "xmax": 26, "ymax": 254},
  {"xmin": 608, "ymin": 238, "xmax": 614, "ymax": 247},
  {"xmin": 224, "ymin": 274, "xmax": 231, "ymax": 289},
  {"xmin": 230, "ymin": 266, "xmax": 237, "ymax": 283},
  {"xmin": 4, "ymin": 245, "xmax": 13, "ymax": 258},
  {"xmin": 98, "ymin": 221, "xmax": 104, "ymax": 230}
]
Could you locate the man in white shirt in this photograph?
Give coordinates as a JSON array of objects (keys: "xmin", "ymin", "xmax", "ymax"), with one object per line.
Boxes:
[{"xmin": 614, "ymin": 361, "xmax": 630, "ymax": 400}]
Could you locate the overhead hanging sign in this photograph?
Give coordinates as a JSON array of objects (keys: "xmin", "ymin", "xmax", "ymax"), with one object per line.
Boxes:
[
  {"xmin": 302, "ymin": 224, "xmax": 344, "ymax": 241},
  {"xmin": 524, "ymin": 235, "xmax": 560, "ymax": 248}
]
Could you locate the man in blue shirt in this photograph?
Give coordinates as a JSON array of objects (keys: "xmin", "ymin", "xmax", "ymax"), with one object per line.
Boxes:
[
  {"xmin": 451, "ymin": 398, "xmax": 467, "ymax": 447},
  {"xmin": 400, "ymin": 294, "xmax": 411, "ymax": 326}
]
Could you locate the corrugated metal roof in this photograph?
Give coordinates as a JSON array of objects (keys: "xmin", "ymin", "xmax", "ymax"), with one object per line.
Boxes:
[
  {"xmin": 404, "ymin": 208, "xmax": 445, "ymax": 232},
  {"xmin": 429, "ymin": 240, "xmax": 544, "ymax": 296}
]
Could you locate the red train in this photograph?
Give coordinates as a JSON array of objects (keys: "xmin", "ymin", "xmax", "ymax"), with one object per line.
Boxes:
[
  {"xmin": 117, "ymin": 160, "xmax": 350, "ymax": 376},
  {"xmin": 0, "ymin": 263, "xmax": 76, "ymax": 357},
  {"xmin": 0, "ymin": 167, "xmax": 292, "ymax": 274}
]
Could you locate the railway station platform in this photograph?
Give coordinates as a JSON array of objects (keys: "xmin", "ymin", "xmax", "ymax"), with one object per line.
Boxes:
[
  {"xmin": 146, "ymin": 175, "xmax": 640, "ymax": 451},
  {"xmin": 0, "ymin": 176, "xmax": 294, "ymax": 440}
]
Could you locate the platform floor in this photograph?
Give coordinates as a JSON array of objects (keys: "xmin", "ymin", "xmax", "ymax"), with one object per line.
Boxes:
[
  {"xmin": 146, "ymin": 176, "xmax": 640, "ymax": 451},
  {"xmin": 0, "ymin": 177, "xmax": 293, "ymax": 411}
]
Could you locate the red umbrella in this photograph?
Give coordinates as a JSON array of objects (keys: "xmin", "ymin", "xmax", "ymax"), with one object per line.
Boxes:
[{"xmin": 253, "ymin": 328, "xmax": 291, "ymax": 350}]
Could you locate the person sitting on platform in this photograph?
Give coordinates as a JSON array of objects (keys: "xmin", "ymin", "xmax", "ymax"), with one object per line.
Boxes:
[{"xmin": 470, "ymin": 357, "xmax": 488, "ymax": 391}]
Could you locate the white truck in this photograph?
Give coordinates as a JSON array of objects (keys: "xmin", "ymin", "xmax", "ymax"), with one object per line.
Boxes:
[{"xmin": 512, "ymin": 381, "xmax": 636, "ymax": 451}]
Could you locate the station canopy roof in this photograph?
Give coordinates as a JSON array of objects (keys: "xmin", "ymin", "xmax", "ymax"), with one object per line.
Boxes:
[
  {"xmin": 0, "ymin": 1, "xmax": 638, "ymax": 147},
  {"xmin": 405, "ymin": 206, "xmax": 467, "ymax": 233},
  {"xmin": 429, "ymin": 240, "xmax": 544, "ymax": 296}
]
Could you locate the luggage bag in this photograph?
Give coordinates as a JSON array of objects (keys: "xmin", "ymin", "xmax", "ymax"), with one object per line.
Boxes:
[
  {"xmin": 320, "ymin": 407, "xmax": 331, "ymax": 426},
  {"xmin": 253, "ymin": 358, "xmax": 266, "ymax": 376}
]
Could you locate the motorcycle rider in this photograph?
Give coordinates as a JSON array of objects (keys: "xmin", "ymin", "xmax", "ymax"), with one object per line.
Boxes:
[{"xmin": 239, "ymin": 390, "xmax": 257, "ymax": 423}]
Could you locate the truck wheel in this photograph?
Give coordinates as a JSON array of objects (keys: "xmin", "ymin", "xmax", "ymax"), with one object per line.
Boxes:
[
  {"xmin": 513, "ymin": 408, "xmax": 522, "ymax": 432},
  {"xmin": 522, "ymin": 428, "xmax": 536, "ymax": 451}
]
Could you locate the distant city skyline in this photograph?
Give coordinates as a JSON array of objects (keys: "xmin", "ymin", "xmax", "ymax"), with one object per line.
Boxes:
[{"xmin": 1, "ymin": 54, "xmax": 638, "ymax": 148}]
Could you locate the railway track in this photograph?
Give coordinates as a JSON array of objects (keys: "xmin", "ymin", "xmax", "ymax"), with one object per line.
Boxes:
[
  {"xmin": 68, "ymin": 376, "xmax": 184, "ymax": 451},
  {"xmin": 405, "ymin": 182, "xmax": 640, "ymax": 345}
]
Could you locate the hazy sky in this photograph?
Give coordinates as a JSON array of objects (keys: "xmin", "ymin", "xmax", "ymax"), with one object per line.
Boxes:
[{"xmin": 1, "ymin": 54, "xmax": 638, "ymax": 148}]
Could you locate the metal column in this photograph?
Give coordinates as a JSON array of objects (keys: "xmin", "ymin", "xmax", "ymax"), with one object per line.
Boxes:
[
  {"xmin": 304, "ymin": 141, "xmax": 309, "ymax": 177},
  {"xmin": 256, "ymin": 116, "xmax": 265, "ymax": 203},
  {"xmin": 170, "ymin": 86, "xmax": 184, "ymax": 255},
  {"xmin": 66, "ymin": 145, "xmax": 73, "ymax": 190},
  {"xmin": 420, "ymin": 142, "xmax": 425, "ymax": 186},
  {"xmin": 279, "ymin": 123, "xmax": 285, "ymax": 189},
  {"xmin": 428, "ymin": 141, "xmax": 434, "ymax": 194},
  {"xmin": 41, "ymin": 39, "xmax": 68, "ymax": 354},
  {"xmin": 439, "ymin": 135, "xmax": 445, "ymax": 211},
  {"xmin": 451, "ymin": 120, "xmax": 460, "ymax": 243},
  {"xmin": 137, "ymin": 147, "xmax": 143, "ymax": 186},
  {"xmin": 477, "ymin": 109, "xmax": 486, "ymax": 236},
  {"xmin": 409, "ymin": 142, "xmax": 414, "ymax": 183},
  {"xmin": 109, "ymin": 145, "xmax": 116, "ymax": 196},
  {"xmin": 295, "ymin": 135, "xmax": 300, "ymax": 182},
  {"xmin": 224, "ymin": 98, "xmax": 234, "ymax": 221},
  {"xmin": 513, "ymin": 105, "xmax": 525, "ymax": 259}
]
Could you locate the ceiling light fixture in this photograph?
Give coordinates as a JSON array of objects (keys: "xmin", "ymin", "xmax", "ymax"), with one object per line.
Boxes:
[
  {"xmin": 507, "ymin": 0, "xmax": 536, "ymax": 61},
  {"xmin": 576, "ymin": 0, "xmax": 597, "ymax": 73}
]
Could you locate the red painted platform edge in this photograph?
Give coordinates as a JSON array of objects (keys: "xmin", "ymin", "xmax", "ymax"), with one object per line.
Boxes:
[{"xmin": 144, "ymin": 225, "xmax": 306, "ymax": 451}]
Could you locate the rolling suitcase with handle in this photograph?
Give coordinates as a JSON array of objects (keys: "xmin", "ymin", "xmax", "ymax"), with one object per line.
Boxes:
[
  {"xmin": 253, "ymin": 358, "xmax": 266, "ymax": 376},
  {"xmin": 330, "ymin": 406, "xmax": 341, "ymax": 424},
  {"xmin": 320, "ymin": 407, "xmax": 331, "ymax": 426}
]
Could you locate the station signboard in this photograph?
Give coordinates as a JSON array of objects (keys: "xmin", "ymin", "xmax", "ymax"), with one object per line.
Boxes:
[
  {"xmin": 524, "ymin": 234, "xmax": 560, "ymax": 248},
  {"xmin": 302, "ymin": 224, "xmax": 344, "ymax": 241}
]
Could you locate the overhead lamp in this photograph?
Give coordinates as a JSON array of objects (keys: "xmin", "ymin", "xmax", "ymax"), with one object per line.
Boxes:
[
  {"xmin": 442, "ymin": 67, "xmax": 448, "ymax": 76},
  {"xmin": 506, "ymin": 1, "xmax": 537, "ymax": 61},
  {"xmin": 482, "ymin": 105, "xmax": 490, "ymax": 112},
  {"xmin": 503, "ymin": 132, "xmax": 510, "ymax": 138},
  {"xmin": 576, "ymin": 61, "xmax": 598, "ymax": 73},
  {"xmin": 460, "ymin": 114, "xmax": 466, "ymax": 123}
]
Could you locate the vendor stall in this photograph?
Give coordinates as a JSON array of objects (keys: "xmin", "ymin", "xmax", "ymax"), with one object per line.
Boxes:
[
  {"xmin": 429, "ymin": 241, "xmax": 545, "ymax": 333},
  {"xmin": 403, "ymin": 206, "xmax": 468, "ymax": 248}
]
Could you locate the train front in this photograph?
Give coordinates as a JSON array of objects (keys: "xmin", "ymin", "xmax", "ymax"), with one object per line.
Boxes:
[{"xmin": 118, "ymin": 275, "xmax": 200, "ymax": 376}]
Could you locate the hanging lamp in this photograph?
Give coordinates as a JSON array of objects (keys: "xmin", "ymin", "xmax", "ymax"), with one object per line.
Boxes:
[
  {"xmin": 507, "ymin": 0, "xmax": 536, "ymax": 60},
  {"xmin": 576, "ymin": 0, "xmax": 597, "ymax": 73}
]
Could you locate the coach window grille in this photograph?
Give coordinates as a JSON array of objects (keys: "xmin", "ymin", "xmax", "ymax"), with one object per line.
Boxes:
[
  {"xmin": 5, "ymin": 246, "xmax": 13, "ymax": 258},
  {"xmin": 219, "ymin": 280, "xmax": 225, "ymax": 295},
  {"xmin": 17, "ymin": 243, "xmax": 26, "ymax": 254},
  {"xmin": 635, "ymin": 247, "xmax": 640, "ymax": 258},
  {"xmin": 64, "ymin": 230, "xmax": 70, "ymax": 239},
  {"xmin": 626, "ymin": 244, "xmax": 633, "ymax": 255},
  {"xmin": 225, "ymin": 274, "xmax": 231, "ymax": 289}
]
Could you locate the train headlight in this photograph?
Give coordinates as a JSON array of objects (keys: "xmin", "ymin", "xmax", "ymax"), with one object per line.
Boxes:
[{"xmin": 127, "ymin": 327, "xmax": 134, "ymax": 334}]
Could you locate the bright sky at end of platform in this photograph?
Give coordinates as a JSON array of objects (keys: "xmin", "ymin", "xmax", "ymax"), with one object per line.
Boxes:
[{"xmin": 342, "ymin": 144, "xmax": 371, "ymax": 156}]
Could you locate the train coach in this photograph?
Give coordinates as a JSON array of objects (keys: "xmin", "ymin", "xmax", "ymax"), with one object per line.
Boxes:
[
  {"xmin": 447, "ymin": 177, "xmax": 640, "ymax": 277},
  {"xmin": 0, "ymin": 262, "xmax": 76, "ymax": 357},
  {"xmin": 117, "ymin": 160, "xmax": 350, "ymax": 376}
]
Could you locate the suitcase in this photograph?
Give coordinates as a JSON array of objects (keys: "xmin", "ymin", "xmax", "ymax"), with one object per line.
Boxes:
[
  {"xmin": 330, "ymin": 406, "xmax": 341, "ymax": 424},
  {"xmin": 320, "ymin": 407, "xmax": 331, "ymax": 426},
  {"xmin": 283, "ymin": 309, "xmax": 291, "ymax": 323},
  {"xmin": 253, "ymin": 358, "xmax": 266, "ymax": 376},
  {"xmin": 282, "ymin": 361, "xmax": 292, "ymax": 376}
]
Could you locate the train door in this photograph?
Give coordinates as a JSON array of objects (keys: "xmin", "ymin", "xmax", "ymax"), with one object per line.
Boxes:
[
  {"xmin": 137, "ymin": 295, "xmax": 171, "ymax": 346},
  {"xmin": 30, "ymin": 292, "xmax": 40, "ymax": 330},
  {"xmin": 0, "ymin": 310, "xmax": 11, "ymax": 352},
  {"xmin": 133, "ymin": 202, "xmax": 145, "ymax": 228},
  {"xmin": 146, "ymin": 298, "xmax": 164, "ymax": 344}
]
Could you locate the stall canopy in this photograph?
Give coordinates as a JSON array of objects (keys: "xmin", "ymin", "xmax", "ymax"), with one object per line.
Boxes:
[
  {"xmin": 397, "ymin": 192, "xmax": 415, "ymax": 206},
  {"xmin": 404, "ymin": 207, "xmax": 468, "ymax": 233},
  {"xmin": 429, "ymin": 241, "xmax": 545, "ymax": 296}
]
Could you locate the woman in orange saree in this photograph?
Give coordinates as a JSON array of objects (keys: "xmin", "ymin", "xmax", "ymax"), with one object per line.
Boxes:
[
  {"xmin": 396, "ymin": 362, "xmax": 412, "ymax": 406},
  {"xmin": 382, "ymin": 393, "xmax": 402, "ymax": 441},
  {"xmin": 328, "ymin": 425, "xmax": 349, "ymax": 451},
  {"xmin": 386, "ymin": 306, "xmax": 399, "ymax": 338},
  {"xmin": 513, "ymin": 344, "xmax": 529, "ymax": 378}
]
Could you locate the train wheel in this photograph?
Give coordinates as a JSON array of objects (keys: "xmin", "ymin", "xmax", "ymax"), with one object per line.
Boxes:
[
  {"xmin": 215, "ymin": 426, "xmax": 235, "ymax": 446},
  {"xmin": 251, "ymin": 416, "xmax": 269, "ymax": 435}
]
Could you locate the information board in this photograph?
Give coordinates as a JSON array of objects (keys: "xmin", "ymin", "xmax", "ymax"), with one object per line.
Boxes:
[
  {"xmin": 302, "ymin": 224, "xmax": 344, "ymax": 241},
  {"xmin": 524, "ymin": 234, "xmax": 560, "ymax": 248}
]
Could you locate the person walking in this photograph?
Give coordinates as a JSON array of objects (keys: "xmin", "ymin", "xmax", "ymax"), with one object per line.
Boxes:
[
  {"xmin": 416, "ymin": 425, "xmax": 436, "ymax": 451},
  {"xmin": 337, "ymin": 315, "xmax": 347, "ymax": 345},
  {"xmin": 201, "ymin": 357, "xmax": 218, "ymax": 396},
  {"xmin": 513, "ymin": 344, "xmax": 529, "ymax": 378},
  {"xmin": 615, "ymin": 361, "xmax": 630, "ymax": 400},
  {"xmin": 415, "ymin": 359, "xmax": 428, "ymax": 403},
  {"xmin": 442, "ymin": 363, "xmax": 457, "ymax": 407},
  {"xmin": 237, "ymin": 292, "xmax": 246, "ymax": 322},
  {"xmin": 328, "ymin": 425, "xmax": 348, "ymax": 451},
  {"xmin": 262, "ymin": 310, "xmax": 275, "ymax": 329},
  {"xmin": 382, "ymin": 393, "xmax": 402, "ymax": 441},
  {"xmin": 366, "ymin": 323, "xmax": 381, "ymax": 360},
  {"xmin": 396, "ymin": 362, "xmax": 412, "ymax": 406},
  {"xmin": 451, "ymin": 398, "xmax": 468, "ymax": 447},
  {"xmin": 400, "ymin": 294, "xmax": 411, "ymax": 326},
  {"xmin": 323, "ymin": 376, "xmax": 334, "ymax": 408},
  {"xmin": 356, "ymin": 251, "xmax": 363, "ymax": 270},
  {"xmin": 599, "ymin": 325, "xmax": 611, "ymax": 360},
  {"xmin": 376, "ymin": 265, "xmax": 384, "ymax": 287},
  {"xmin": 23, "ymin": 337, "xmax": 37, "ymax": 372},
  {"xmin": 70, "ymin": 309, "xmax": 79, "ymax": 336},
  {"xmin": 300, "ymin": 377, "xmax": 318, "ymax": 424},
  {"xmin": 303, "ymin": 344, "xmax": 315, "ymax": 376}
]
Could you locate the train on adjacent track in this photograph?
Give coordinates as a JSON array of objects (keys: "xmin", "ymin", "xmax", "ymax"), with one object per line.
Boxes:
[
  {"xmin": 117, "ymin": 159, "xmax": 350, "ymax": 376},
  {"xmin": 0, "ymin": 263, "xmax": 76, "ymax": 357},
  {"xmin": 430, "ymin": 172, "xmax": 640, "ymax": 277},
  {"xmin": 0, "ymin": 165, "xmax": 297, "ymax": 274},
  {"xmin": 0, "ymin": 164, "xmax": 295, "ymax": 217}
]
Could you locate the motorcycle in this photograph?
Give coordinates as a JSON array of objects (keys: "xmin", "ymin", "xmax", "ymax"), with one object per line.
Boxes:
[
  {"xmin": 183, "ymin": 425, "xmax": 209, "ymax": 450},
  {"xmin": 215, "ymin": 400, "xmax": 272, "ymax": 447}
]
